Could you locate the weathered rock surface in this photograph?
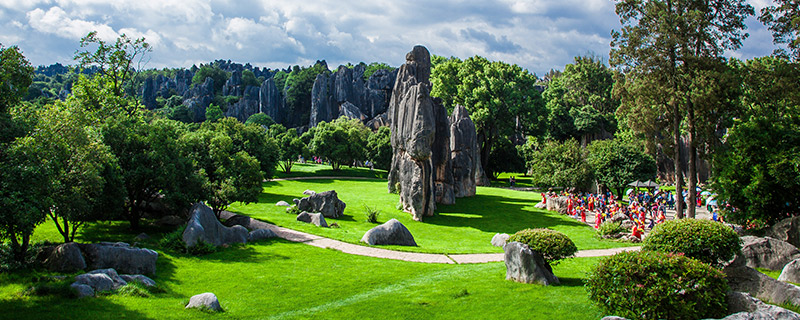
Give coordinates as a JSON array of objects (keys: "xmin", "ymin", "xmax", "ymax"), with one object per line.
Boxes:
[
  {"xmin": 534, "ymin": 201, "xmax": 546, "ymax": 209},
  {"xmin": 491, "ymin": 233, "xmax": 510, "ymax": 247},
  {"xmin": 70, "ymin": 283, "xmax": 95, "ymax": 298},
  {"xmin": 504, "ymin": 241, "xmax": 559, "ymax": 285},
  {"xmin": 183, "ymin": 203, "xmax": 249, "ymax": 248},
  {"xmin": 74, "ymin": 268, "xmax": 127, "ymax": 292},
  {"xmin": 303, "ymin": 189, "xmax": 316, "ymax": 196},
  {"xmin": 79, "ymin": 242, "xmax": 158, "ymax": 275},
  {"xmin": 449, "ymin": 105, "xmax": 485, "ymax": 197},
  {"xmin": 722, "ymin": 291, "xmax": 800, "ymax": 320},
  {"xmin": 546, "ymin": 196, "xmax": 569, "ymax": 215},
  {"xmin": 339, "ymin": 101, "xmax": 365, "ymax": 121},
  {"xmin": 293, "ymin": 190, "xmax": 346, "ymax": 218},
  {"xmin": 779, "ymin": 258, "xmax": 800, "ymax": 283},
  {"xmin": 186, "ymin": 292, "xmax": 222, "ymax": 312},
  {"xmin": 740, "ymin": 236, "xmax": 800, "ymax": 270},
  {"xmin": 387, "ymin": 46, "xmax": 438, "ymax": 221},
  {"xmin": 432, "ymin": 97, "xmax": 454, "ymax": 205},
  {"xmin": 724, "ymin": 254, "xmax": 800, "ymax": 306},
  {"xmin": 41, "ymin": 242, "xmax": 86, "ymax": 273},
  {"xmin": 248, "ymin": 228, "xmax": 278, "ymax": 241},
  {"xmin": 768, "ymin": 216, "xmax": 800, "ymax": 249},
  {"xmin": 361, "ymin": 219, "xmax": 417, "ymax": 246},
  {"xmin": 276, "ymin": 200, "xmax": 291, "ymax": 206},
  {"xmin": 296, "ymin": 212, "xmax": 329, "ymax": 228},
  {"xmin": 120, "ymin": 274, "xmax": 156, "ymax": 287},
  {"xmin": 222, "ymin": 214, "xmax": 254, "ymax": 230},
  {"xmin": 366, "ymin": 112, "xmax": 389, "ymax": 129}
]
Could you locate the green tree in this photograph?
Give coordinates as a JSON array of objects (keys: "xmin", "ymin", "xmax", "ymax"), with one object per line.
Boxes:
[
  {"xmin": 205, "ymin": 104, "xmax": 223, "ymax": 122},
  {"xmin": 182, "ymin": 127, "xmax": 263, "ymax": 218},
  {"xmin": 281, "ymin": 62, "xmax": 330, "ymax": 127},
  {"xmin": 74, "ymin": 31, "xmax": 151, "ymax": 98},
  {"xmin": 273, "ymin": 126, "xmax": 308, "ymax": 173},
  {"xmin": 713, "ymin": 57, "xmax": 800, "ymax": 226},
  {"xmin": 760, "ymin": 0, "xmax": 800, "ymax": 60},
  {"xmin": 191, "ymin": 64, "xmax": 229, "ymax": 95},
  {"xmin": 363, "ymin": 62, "xmax": 395, "ymax": 80},
  {"xmin": 366, "ymin": 126, "xmax": 392, "ymax": 170},
  {"xmin": 309, "ymin": 117, "xmax": 369, "ymax": 170},
  {"xmin": 245, "ymin": 113, "xmax": 275, "ymax": 128},
  {"xmin": 207, "ymin": 117, "xmax": 279, "ymax": 179},
  {"xmin": 586, "ymin": 138, "xmax": 657, "ymax": 198},
  {"xmin": 242, "ymin": 69, "xmax": 261, "ymax": 87},
  {"xmin": 0, "ymin": 44, "xmax": 34, "ymax": 112},
  {"xmin": 611, "ymin": 0, "xmax": 753, "ymax": 218},
  {"xmin": 487, "ymin": 137, "xmax": 526, "ymax": 178},
  {"xmin": 521, "ymin": 138, "xmax": 593, "ymax": 190}
]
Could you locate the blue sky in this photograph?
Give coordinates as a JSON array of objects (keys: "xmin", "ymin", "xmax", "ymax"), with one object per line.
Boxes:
[{"xmin": 0, "ymin": 0, "xmax": 779, "ymax": 76}]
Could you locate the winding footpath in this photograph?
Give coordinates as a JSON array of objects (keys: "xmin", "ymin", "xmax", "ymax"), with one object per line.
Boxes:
[{"xmin": 226, "ymin": 174, "xmax": 641, "ymax": 264}]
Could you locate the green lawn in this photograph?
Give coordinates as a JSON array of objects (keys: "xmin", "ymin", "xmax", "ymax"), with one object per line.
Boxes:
[
  {"xmin": 0, "ymin": 236, "xmax": 606, "ymax": 320},
  {"xmin": 228, "ymin": 178, "xmax": 635, "ymax": 254},
  {"xmin": 273, "ymin": 163, "xmax": 388, "ymax": 179}
]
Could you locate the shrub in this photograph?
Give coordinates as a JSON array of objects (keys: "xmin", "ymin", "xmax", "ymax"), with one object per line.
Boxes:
[
  {"xmin": 507, "ymin": 228, "xmax": 577, "ymax": 265},
  {"xmin": 158, "ymin": 226, "xmax": 186, "ymax": 252},
  {"xmin": 186, "ymin": 240, "xmax": 219, "ymax": 256},
  {"xmin": 596, "ymin": 221, "xmax": 626, "ymax": 237},
  {"xmin": 23, "ymin": 279, "xmax": 75, "ymax": 298},
  {"xmin": 586, "ymin": 250, "xmax": 729, "ymax": 320},
  {"xmin": 364, "ymin": 205, "xmax": 380, "ymax": 223},
  {"xmin": 643, "ymin": 219, "xmax": 741, "ymax": 267}
]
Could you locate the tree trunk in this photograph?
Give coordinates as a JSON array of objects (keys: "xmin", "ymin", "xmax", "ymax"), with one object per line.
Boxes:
[
  {"xmin": 673, "ymin": 104, "xmax": 685, "ymax": 219},
  {"xmin": 128, "ymin": 205, "xmax": 141, "ymax": 230},
  {"xmin": 61, "ymin": 216, "xmax": 70, "ymax": 243},
  {"xmin": 9, "ymin": 231, "xmax": 29, "ymax": 262},
  {"xmin": 478, "ymin": 129, "xmax": 494, "ymax": 180},
  {"xmin": 687, "ymin": 105, "xmax": 698, "ymax": 219}
]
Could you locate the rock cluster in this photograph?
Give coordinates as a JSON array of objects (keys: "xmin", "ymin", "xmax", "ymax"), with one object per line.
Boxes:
[
  {"xmin": 491, "ymin": 233, "xmax": 510, "ymax": 247},
  {"xmin": 182, "ymin": 203, "xmax": 249, "ymax": 247},
  {"xmin": 723, "ymin": 254, "xmax": 800, "ymax": 307},
  {"xmin": 309, "ymin": 64, "xmax": 397, "ymax": 128},
  {"xmin": 503, "ymin": 241, "xmax": 559, "ymax": 285},
  {"xmin": 740, "ymin": 236, "xmax": 800, "ymax": 270},
  {"xmin": 361, "ymin": 219, "xmax": 417, "ymax": 246},
  {"xmin": 297, "ymin": 211, "xmax": 328, "ymax": 227},
  {"xmin": 387, "ymin": 45, "xmax": 486, "ymax": 221},
  {"xmin": 70, "ymin": 268, "xmax": 156, "ymax": 298},
  {"xmin": 40, "ymin": 242, "xmax": 158, "ymax": 275},
  {"xmin": 293, "ymin": 190, "xmax": 346, "ymax": 219}
]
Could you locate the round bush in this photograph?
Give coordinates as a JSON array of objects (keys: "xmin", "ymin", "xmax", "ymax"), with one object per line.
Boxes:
[
  {"xmin": 586, "ymin": 250, "xmax": 728, "ymax": 320},
  {"xmin": 507, "ymin": 228, "xmax": 577, "ymax": 265},
  {"xmin": 596, "ymin": 221, "xmax": 626, "ymax": 237},
  {"xmin": 643, "ymin": 219, "xmax": 741, "ymax": 266}
]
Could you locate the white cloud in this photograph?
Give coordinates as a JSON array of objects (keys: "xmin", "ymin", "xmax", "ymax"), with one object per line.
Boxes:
[{"xmin": 27, "ymin": 6, "xmax": 118, "ymax": 40}]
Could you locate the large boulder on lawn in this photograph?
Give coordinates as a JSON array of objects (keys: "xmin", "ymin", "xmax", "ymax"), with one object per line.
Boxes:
[
  {"xmin": 293, "ymin": 190, "xmax": 346, "ymax": 218},
  {"xmin": 546, "ymin": 196, "xmax": 569, "ymax": 215},
  {"xmin": 120, "ymin": 274, "xmax": 156, "ymax": 287},
  {"xmin": 73, "ymin": 268, "xmax": 127, "ymax": 292},
  {"xmin": 248, "ymin": 228, "xmax": 278, "ymax": 241},
  {"xmin": 79, "ymin": 242, "xmax": 158, "ymax": 275},
  {"xmin": 491, "ymin": 233, "xmax": 509, "ymax": 247},
  {"xmin": 740, "ymin": 236, "xmax": 800, "ymax": 270},
  {"xmin": 296, "ymin": 211, "xmax": 328, "ymax": 227},
  {"xmin": 723, "ymin": 291, "xmax": 800, "ymax": 319},
  {"xmin": 767, "ymin": 216, "xmax": 800, "ymax": 249},
  {"xmin": 723, "ymin": 254, "xmax": 800, "ymax": 306},
  {"xmin": 222, "ymin": 214, "xmax": 254, "ymax": 230},
  {"xmin": 41, "ymin": 242, "xmax": 86, "ymax": 273},
  {"xmin": 70, "ymin": 283, "xmax": 94, "ymax": 298},
  {"xmin": 183, "ymin": 203, "xmax": 249, "ymax": 248},
  {"xmin": 779, "ymin": 258, "xmax": 800, "ymax": 284},
  {"xmin": 503, "ymin": 241, "xmax": 559, "ymax": 285},
  {"xmin": 361, "ymin": 219, "xmax": 417, "ymax": 246},
  {"xmin": 186, "ymin": 292, "xmax": 222, "ymax": 312}
]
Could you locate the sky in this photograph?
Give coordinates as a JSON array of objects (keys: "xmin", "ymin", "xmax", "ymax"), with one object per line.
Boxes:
[{"xmin": 0, "ymin": 0, "xmax": 780, "ymax": 76}]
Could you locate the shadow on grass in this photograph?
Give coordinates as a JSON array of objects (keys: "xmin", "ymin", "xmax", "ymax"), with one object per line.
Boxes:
[
  {"xmin": 0, "ymin": 291, "xmax": 155, "ymax": 320},
  {"xmin": 428, "ymin": 194, "xmax": 587, "ymax": 234},
  {"xmin": 554, "ymin": 277, "xmax": 585, "ymax": 288}
]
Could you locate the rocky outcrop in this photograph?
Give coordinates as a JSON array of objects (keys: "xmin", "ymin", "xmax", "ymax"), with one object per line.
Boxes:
[
  {"xmin": 768, "ymin": 216, "xmax": 800, "ymax": 249},
  {"xmin": 361, "ymin": 219, "xmax": 417, "ymax": 246},
  {"xmin": 723, "ymin": 291, "xmax": 800, "ymax": 319},
  {"xmin": 339, "ymin": 101, "xmax": 365, "ymax": 121},
  {"xmin": 740, "ymin": 236, "xmax": 800, "ymax": 270},
  {"xmin": 259, "ymin": 78, "xmax": 285, "ymax": 125},
  {"xmin": 546, "ymin": 196, "xmax": 569, "ymax": 215},
  {"xmin": 224, "ymin": 85, "xmax": 260, "ymax": 122},
  {"xmin": 248, "ymin": 229, "xmax": 277, "ymax": 241},
  {"xmin": 491, "ymin": 233, "xmax": 510, "ymax": 247},
  {"xmin": 293, "ymin": 190, "xmax": 346, "ymax": 219},
  {"xmin": 387, "ymin": 46, "xmax": 438, "ymax": 221},
  {"xmin": 184, "ymin": 77, "xmax": 215, "ymax": 122},
  {"xmin": 432, "ymin": 97, "xmax": 454, "ymax": 205},
  {"xmin": 366, "ymin": 113, "xmax": 389, "ymax": 129},
  {"xmin": 724, "ymin": 254, "xmax": 800, "ymax": 306},
  {"xmin": 310, "ymin": 73, "xmax": 337, "ymax": 127},
  {"xmin": 186, "ymin": 292, "xmax": 223, "ymax": 312},
  {"xmin": 119, "ymin": 274, "xmax": 156, "ymax": 287},
  {"xmin": 182, "ymin": 203, "xmax": 249, "ymax": 248},
  {"xmin": 449, "ymin": 105, "xmax": 483, "ymax": 198},
  {"xmin": 73, "ymin": 268, "xmax": 128, "ymax": 293},
  {"xmin": 41, "ymin": 242, "xmax": 86, "ymax": 273},
  {"xmin": 297, "ymin": 211, "xmax": 329, "ymax": 227},
  {"xmin": 78, "ymin": 242, "xmax": 158, "ymax": 275},
  {"xmin": 504, "ymin": 241, "xmax": 559, "ymax": 285},
  {"xmin": 780, "ymin": 258, "xmax": 800, "ymax": 283},
  {"xmin": 222, "ymin": 214, "xmax": 255, "ymax": 230}
]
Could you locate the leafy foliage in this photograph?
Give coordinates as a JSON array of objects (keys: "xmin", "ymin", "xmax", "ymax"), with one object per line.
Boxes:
[
  {"xmin": 280, "ymin": 62, "xmax": 330, "ymax": 127},
  {"xmin": 74, "ymin": 31, "xmax": 151, "ymax": 98},
  {"xmin": 191, "ymin": 64, "xmax": 230, "ymax": 95},
  {"xmin": 363, "ymin": 62, "xmax": 395, "ymax": 80},
  {"xmin": 245, "ymin": 113, "xmax": 275, "ymax": 128},
  {"xmin": 586, "ymin": 138, "xmax": 656, "ymax": 197},
  {"xmin": 269, "ymin": 124, "xmax": 307, "ymax": 174},
  {"xmin": 308, "ymin": 117, "xmax": 369, "ymax": 170},
  {"xmin": 507, "ymin": 228, "xmax": 577, "ymax": 265},
  {"xmin": 759, "ymin": 0, "xmax": 800, "ymax": 60},
  {"xmin": 520, "ymin": 138, "xmax": 593, "ymax": 190},
  {"xmin": 0, "ymin": 44, "xmax": 34, "ymax": 112},
  {"xmin": 366, "ymin": 126, "xmax": 392, "ymax": 170},
  {"xmin": 486, "ymin": 137, "xmax": 526, "ymax": 178},
  {"xmin": 205, "ymin": 104, "xmax": 223, "ymax": 122},
  {"xmin": 586, "ymin": 251, "xmax": 729, "ymax": 320},
  {"xmin": 364, "ymin": 205, "xmax": 381, "ymax": 223},
  {"xmin": 596, "ymin": 222, "xmax": 626, "ymax": 237},
  {"xmin": 208, "ymin": 117, "xmax": 279, "ymax": 178},
  {"xmin": 642, "ymin": 219, "xmax": 742, "ymax": 266}
]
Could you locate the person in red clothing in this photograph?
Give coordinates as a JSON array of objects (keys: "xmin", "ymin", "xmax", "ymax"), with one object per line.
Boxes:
[
  {"xmin": 567, "ymin": 197, "xmax": 574, "ymax": 215},
  {"xmin": 580, "ymin": 206, "xmax": 587, "ymax": 222},
  {"xmin": 632, "ymin": 223, "xmax": 642, "ymax": 239}
]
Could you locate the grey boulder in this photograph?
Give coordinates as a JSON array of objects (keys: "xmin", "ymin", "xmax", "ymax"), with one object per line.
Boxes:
[
  {"xmin": 293, "ymin": 190, "xmax": 346, "ymax": 218},
  {"xmin": 779, "ymin": 258, "xmax": 800, "ymax": 283},
  {"xmin": 248, "ymin": 228, "xmax": 278, "ymax": 241},
  {"xmin": 70, "ymin": 283, "xmax": 94, "ymax": 298},
  {"xmin": 74, "ymin": 268, "xmax": 127, "ymax": 292},
  {"xmin": 297, "ymin": 211, "xmax": 328, "ymax": 227},
  {"xmin": 183, "ymin": 203, "xmax": 249, "ymax": 248},
  {"xmin": 724, "ymin": 254, "xmax": 800, "ymax": 306},
  {"xmin": 503, "ymin": 241, "xmax": 559, "ymax": 286},
  {"xmin": 79, "ymin": 242, "xmax": 158, "ymax": 275},
  {"xmin": 361, "ymin": 218, "xmax": 417, "ymax": 246},
  {"xmin": 741, "ymin": 236, "xmax": 800, "ymax": 270},
  {"xmin": 222, "ymin": 214, "xmax": 254, "ymax": 230},
  {"xmin": 41, "ymin": 242, "xmax": 86, "ymax": 273},
  {"xmin": 276, "ymin": 200, "xmax": 291, "ymax": 206},
  {"xmin": 186, "ymin": 292, "xmax": 222, "ymax": 312},
  {"xmin": 721, "ymin": 291, "xmax": 800, "ymax": 320},
  {"xmin": 545, "ymin": 197, "xmax": 569, "ymax": 215},
  {"xmin": 120, "ymin": 274, "xmax": 156, "ymax": 287},
  {"xmin": 767, "ymin": 216, "xmax": 800, "ymax": 249},
  {"xmin": 491, "ymin": 233, "xmax": 510, "ymax": 247}
]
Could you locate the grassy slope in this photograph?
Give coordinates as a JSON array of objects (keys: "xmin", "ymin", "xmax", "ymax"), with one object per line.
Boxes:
[
  {"xmin": 0, "ymin": 237, "xmax": 605, "ymax": 320},
  {"xmin": 229, "ymin": 179, "xmax": 635, "ymax": 254}
]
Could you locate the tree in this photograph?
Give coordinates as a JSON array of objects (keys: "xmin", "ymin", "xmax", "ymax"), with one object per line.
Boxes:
[
  {"xmin": 0, "ymin": 44, "xmax": 34, "ymax": 112},
  {"xmin": 273, "ymin": 126, "xmax": 308, "ymax": 173},
  {"xmin": 521, "ymin": 138, "xmax": 593, "ymax": 190},
  {"xmin": 191, "ymin": 64, "xmax": 229, "ymax": 95},
  {"xmin": 760, "ymin": 0, "xmax": 800, "ymax": 60},
  {"xmin": 586, "ymin": 138, "xmax": 657, "ymax": 198},
  {"xmin": 182, "ymin": 127, "xmax": 263, "ymax": 218},
  {"xmin": 309, "ymin": 117, "xmax": 369, "ymax": 170},
  {"xmin": 208, "ymin": 117, "xmax": 279, "ymax": 179},
  {"xmin": 431, "ymin": 56, "xmax": 547, "ymax": 178},
  {"xmin": 205, "ymin": 104, "xmax": 223, "ymax": 122},
  {"xmin": 713, "ymin": 57, "xmax": 800, "ymax": 226},
  {"xmin": 367, "ymin": 126, "xmax": 392, "ymax": 170},
  {"xmin": 241, "ymin": 69, "xmax": 261, "ymax": 87},
  {"xmin": 280, "ymin": 62, "xmax": 330, "ymax": 127},
  {"xmin": 245, "ymin": 113, "xmax": 275, "ymax": 128},
  {"xmin": 74, "ymin": 31, "xmax": 151, "ymax": 98},
  {"xmin": 363, "ymin": 62, "xmax": 395, "ymax": 80},
  {"xmin": 611, "ymin": 0, "xmax": 753, "ymax": 218},
  {"xmin": 487, "ymin": 137, "xmax": 526, "ymax": 178}
]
